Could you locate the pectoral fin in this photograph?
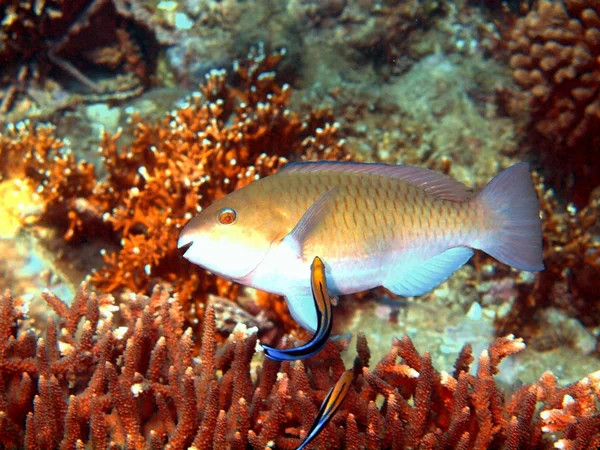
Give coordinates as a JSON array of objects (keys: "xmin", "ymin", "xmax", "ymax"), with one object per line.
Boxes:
[
  {"xmin": 282, "ymin": 188, "xmax": 339, "ymax": 259},
  {"xmin": 285, "ymin": 293, "xmax": 318, "ymax": 332}
]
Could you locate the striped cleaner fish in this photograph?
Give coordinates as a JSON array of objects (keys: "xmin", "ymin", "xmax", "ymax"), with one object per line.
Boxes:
[
  {"xmin": 262, "ymin": 256, "xmax": 333, "ymax": 361},
  {"xmin": 178, "ymin": 161, "xmax": 544, "ymax": 332},
  {"xmin": 295, "ymin": 368, "xmax": 353, "ymax": 450}
]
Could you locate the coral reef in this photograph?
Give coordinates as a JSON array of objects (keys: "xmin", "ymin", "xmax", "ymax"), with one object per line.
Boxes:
[
  {"xmin": 1, "ymin": 2, "xmax": 599, "ymax": 447},
  {"xmin": 508, "ymin": 0, "xmax": 600, "ymax": 148},
  {"xmin": 0, "ymin": 47, "xmax": 351, "ymax": 330},
  {"xmin": 0, "ymin": 0, "xmax": 160, "ymax": 123},
  {"xmin": 318, "ymin": 0, "xmax": 447, "ymax": 74},
  {"xmin": 165, "ymin": 0, "xmax": 496, "ymax": 92},
  {"xmin": 0, "ymin": 284, "xmax": 599, "ymax": 449},
  {"xmin": 507, "ymin": 0, "xmax": 600, "ymax": 205}
]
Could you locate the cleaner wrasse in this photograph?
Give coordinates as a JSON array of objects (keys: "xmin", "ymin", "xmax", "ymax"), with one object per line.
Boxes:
[
  {"xmin": 262, "ymin": 256, "xmax": 333, "ymax": 361},
  {"xmin": 295, "ymin": 369, "xmax": 353, "ymax": 450}
]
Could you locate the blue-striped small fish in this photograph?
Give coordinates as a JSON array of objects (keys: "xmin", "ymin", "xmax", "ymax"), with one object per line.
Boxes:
[
  {"xmin": 296, "ymin": 369, "xmax": 353, "ymax": 450},
  {"xmin": 262, "ymin": 256, "xmax": 333, "ymax": 361}
]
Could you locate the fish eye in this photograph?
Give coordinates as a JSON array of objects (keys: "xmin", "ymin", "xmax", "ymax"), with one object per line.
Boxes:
[{"xmin": 218, "ymin": 207, "xmax": 237, "ymax": 225}]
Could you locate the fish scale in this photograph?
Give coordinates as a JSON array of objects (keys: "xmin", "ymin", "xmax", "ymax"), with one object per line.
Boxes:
[
  {"xmin": 257, "ymin": 170, "xmax": 474, "ymax": 273},
  {"xmin": 179, "ymin": 161, "xmax": 544, "ymax": 332}
]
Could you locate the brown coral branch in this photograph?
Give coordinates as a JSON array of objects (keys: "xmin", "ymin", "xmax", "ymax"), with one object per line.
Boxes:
[{"xmin": 506, "ymin": 0, "xmax": 600, "ymax": 204}]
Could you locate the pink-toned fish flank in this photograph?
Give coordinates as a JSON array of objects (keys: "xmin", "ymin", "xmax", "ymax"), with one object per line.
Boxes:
[{"xmin": 178, "ymin": 162, "xmax": 544, "ymax": 331}]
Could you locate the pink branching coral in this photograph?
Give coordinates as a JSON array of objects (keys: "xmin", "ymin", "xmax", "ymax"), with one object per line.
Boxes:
[{"xmin": 0, "ymin": 284, "xmax": 599, "ymax": 449}]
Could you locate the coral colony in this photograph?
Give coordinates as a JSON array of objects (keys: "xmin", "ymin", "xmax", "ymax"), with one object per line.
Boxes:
[
  {"xmin": 508, "ymin": 0, "xmax": 600, "ymax": 205},
  {"xmin": 0, "ymin": 0, "xmax": 599, "ymax": 448},
  {"xmin": 0, "ymin": 285, "xmax": 599, "ymax": 449},
  {"xmin": 0, "ymin": 48, "xmax": 350, "ymax": 328}
]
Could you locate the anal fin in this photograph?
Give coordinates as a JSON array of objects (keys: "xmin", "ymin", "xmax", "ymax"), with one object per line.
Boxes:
[{"xmin": 385, "ymin": 247, "xmax": 474, "ymax": 297}]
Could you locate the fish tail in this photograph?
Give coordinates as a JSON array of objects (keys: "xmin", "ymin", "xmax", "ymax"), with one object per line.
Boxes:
[{"xmin": 475, "ymin": 162, "xmax": 544, "ymax": 271}]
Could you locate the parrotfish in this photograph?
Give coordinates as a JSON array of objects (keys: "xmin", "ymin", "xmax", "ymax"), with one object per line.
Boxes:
[
  {"xmin": 178, "ymin": 161, "xmax": 544, "ymax": 332},
  {"xmin": 262, "ymin": 256, "xmax": 333, "ymax": 361},
  {"xmin": 295, "ymin": 369, "xmax": 353, "ymax": 450}
]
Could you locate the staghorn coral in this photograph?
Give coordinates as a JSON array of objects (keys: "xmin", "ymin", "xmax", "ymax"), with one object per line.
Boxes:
[
  {"xmin": 0, "ymin": 0, "xmax": 159, "ymax": 122},
  {"xmin": 1, "ymin": 284, "xmax": 599, "ymax": 449},
  {"xmin": 0, "ymin": 47, "xmax": 351, "ymax": 330},
  {"xmin": 507, "ymin": 0, "xmax": 600, "ymax": 205}
]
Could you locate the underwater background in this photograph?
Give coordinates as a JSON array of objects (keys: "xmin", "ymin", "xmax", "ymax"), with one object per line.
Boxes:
[{"xmin": 0, "ymin": 0, "xmax": 599, "ymax": 448}]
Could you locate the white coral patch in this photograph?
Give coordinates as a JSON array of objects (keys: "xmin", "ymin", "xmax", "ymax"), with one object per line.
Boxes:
[
  {"xmin": 131, "ymin": 383, "xmax": 145, "ymax": 397},
  {"xmin": 113, "ymin": 326, "xmax": 129, "ymax": 340},
  {"xmin": 58, "ymin": 340, "xmax": 74, "ymax": 356}
]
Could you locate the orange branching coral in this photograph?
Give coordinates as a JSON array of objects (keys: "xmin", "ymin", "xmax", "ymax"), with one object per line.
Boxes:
[
  {"xmin": 3, "ymin": 47, "xmax": 352, "ymax": 328},
  {"xmin": 507, "ymin": 0, "xmax": 600, "ymax": 204},
  {"xmin": 0, "ymin": 121, "xmax": 100, "ymax": 241},
  {"xmin": 1, "ymin": 285, "xmax": 599, "ymax": 449},
  {"xmin": 88, "ymin": 47, "xmax": 350, "ymax": 308},
  {"xmin": 0, "ymin": 122, "xmax": 67, "ymax": 182}
]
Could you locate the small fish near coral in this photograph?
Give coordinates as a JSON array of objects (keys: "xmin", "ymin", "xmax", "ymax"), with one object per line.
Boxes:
[
  {"xmin": 262, "ymin": 256, "xmax": 334, "ymax": 361},
  {"xmin": 296, "ymin": 369, "xmax": 353, "ymax": 450},
  {"xmin": 178, "ymin": 161, "xmax": 544, "ymax": 332}
]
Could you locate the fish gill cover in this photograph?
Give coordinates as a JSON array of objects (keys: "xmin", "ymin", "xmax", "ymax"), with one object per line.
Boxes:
[{"xmin": 0, "ymin": 0, "xmax": 599, "ymax": 448}]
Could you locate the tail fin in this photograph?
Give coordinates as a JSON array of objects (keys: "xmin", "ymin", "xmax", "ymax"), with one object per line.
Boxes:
[{"xmin": 476, "ymin": 162, "xmax": 544, "ymax": 271}]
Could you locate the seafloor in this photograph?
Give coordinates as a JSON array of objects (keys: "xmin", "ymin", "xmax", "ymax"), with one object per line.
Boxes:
[{"xmin": 0, "ymin": 0, "xmax": 599, "ymax": 449}]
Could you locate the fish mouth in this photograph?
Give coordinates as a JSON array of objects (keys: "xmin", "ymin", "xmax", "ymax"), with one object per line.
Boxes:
[
  {"xmin": 177, "ymin": 234, "xmax": 194, "ymax": 258},
  {"xmin": 177, "ymin": 228, "xmax": 276, "ymax": 282}
]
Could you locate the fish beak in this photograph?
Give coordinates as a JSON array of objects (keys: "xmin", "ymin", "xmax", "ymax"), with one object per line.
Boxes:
[{"xmin": 177, "ymin": 227, "xmax": 195, "ymax": 256}]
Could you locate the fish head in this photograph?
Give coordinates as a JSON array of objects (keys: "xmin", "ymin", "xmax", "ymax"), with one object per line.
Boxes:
[{"xmin": 178, "ymin": 187, "xmax": 282, "ymax": 282}]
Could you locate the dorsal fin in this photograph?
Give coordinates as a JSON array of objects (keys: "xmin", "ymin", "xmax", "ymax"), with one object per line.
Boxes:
[{"xmin": 280, "ymin": 161, "xmax": 472, "ymax": 202}]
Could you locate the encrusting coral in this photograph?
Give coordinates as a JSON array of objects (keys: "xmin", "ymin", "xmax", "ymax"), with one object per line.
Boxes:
[
  {"xmin": 0, "ymin": 283, "xmax": 599, "ymax": 449},
  {"xmin": 0, "ymin": 46, "xmax": 351, "ymax": 330}
]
